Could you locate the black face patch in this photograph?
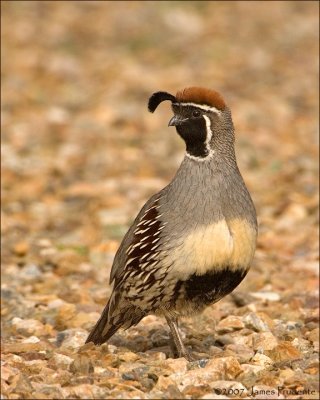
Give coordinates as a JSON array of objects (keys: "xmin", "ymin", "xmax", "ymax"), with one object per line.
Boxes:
[
  {"xmin": 175, "ymin": 267, "xmax": 248, "ymax": 306},
  {"xmin": 171, "ymin": 105, "xmax": 210, "ymax": 158},
  {"xmin": 176, "ymin": 117, "xmax": 208, "ymax": 158}
]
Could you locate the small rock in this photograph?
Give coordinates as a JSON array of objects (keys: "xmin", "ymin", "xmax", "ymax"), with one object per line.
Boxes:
[
  {"xmin": 253, "ymin": 332, "xmax": 278, "ymax": 351},
  {"xmin": 47, "ymin": 299, "xmax": 67, "ymax": 309},
  {"xmin": 118, "ymin": 351, "xmax": 139, "ymax": 363},
  {"xmin": 240, "ymin": 363, "xmax": 265, "ymax": 376},
  {"xmin": 13, "ymin": 241, "xmax": 29, "ymax": 256},
  {"xmin": 94, "ymin": 366, "xmax": 107, "ymax": 375},
  {"xmin": 216, "ymin": 316, "xmax": 245, "ymax": 333},
  {"xmin": 11, "ymin": 373, "xmax": 34, "ymax": 395},
  {"xmin": 11, "ymin": 317, "xmax": 52, "ymax": 337},
  {"xmin": 278, "ymin": 368, "xmax": 295, "ymax": 382},
  {"xmin": 3, "ymin": 341, "xmax": 52, "ymax": 354},
  {"xmin": 52, "ymin": 353, "xmax": 74, "ymax": 369},
  {"xmin": 1, "ymin": 364, "xmax": 19, "ymax": 381},
  {"xmin": 39, "ymin": 247, "xmax": 58, "ymax": 262},
  {"xmin": 55, "ymin": 250, "xmax": 86, "ymax": 276},
  {"xmin": 107, "ymin": 344, "xmax": 117, "ymax": 354},
  {"xmin": 178, "ymin": 366, "xmax": 219, "ymax": 388},
  {"xmin": 37, "ymin": 238, "xmax": 53, "ymax": 247},
  {"xmin": 225, "ymin": 344, "xmax": 254, "ymax": 363},
  {"xmin": 21, "ymin": 336, "xmax": 40, "ymax": 344},
  {"xmin": 183, "ymin": 385, "xmax": 211, "ymax": 398},
  {"xmin": 70, "ymin": 354, "xmax": 94, "ymax": 374},
  {"xmin": 243, "ymin": 312, "xmax": 273, "ymax": 332},
  {"xmin": 251, "ymin": 352, "xmax": 273, "ymax": 367},
  {"xmin": 32, "ymin": 383, "xmax": 65, "ymax": 399},
  {"xmin": 209, "ymin": 345, "xmax": 224, "ymax": 357},
  {"xmin": 57, "ymin": 328, "xmax": 88, "ymax": 349},
  {"xmin": 54, "ymin": 304, "xmax": 77, "ymax": 329},
  {"xmin": 121, "ymin": 365, "xmax": 149, "ymax": 382},
  {"xmin": 292, "ymin": 337, "xmax": 312, "ymax": 353},
  {"xmin": 250, "ymin": 291, "xmax": 280, "ymax": 302},
  {"xmin": 145, "ymin": 351, "xmax": 167, "ymax": 361},
  {"xmin": 20, "ymin": 264, "xmax": 42, "ymax": 281},
  {"xmin": 284, "ymin": 320, "xmax": 302, "ymax": 331},
  {"xmin": 155, "ymin": 375, "xmax": 177, "ymax": 391},
  {"xmin": 306, "ymin": 328, "xmax": 319, "ymax": 343},
  {"xmin": 166, "ymin": 357, "xmax": 189, "ymax": 374},
  {"xmin": 47, "ymin": 106, "xmax": 70, "ymax": 124},
  {"xmin": 206, "ymin": 356, "xmax": 243, "ymax": 380},
  {"xmin": 267, "ymin": 341, "xmax": 301, "ymax": 362}
]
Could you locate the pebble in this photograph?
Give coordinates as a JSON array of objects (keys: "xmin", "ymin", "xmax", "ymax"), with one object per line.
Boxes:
[
  {"xmin": 47, "ymin": 298, "xmax": 67, "ymax": 309},
  {"xmin": 251, "ymin": 352, "xmax": 273, "ymax": 367},
  {"xmin": 225, "ymin": 344, "xmax": 254, "ymax": 363},
  {"xmin": 240, "ymin": 363, "xmax": 265, "ymax": 376},
  {"xmin": 209, "ymin": 356, "xmax": 243, "ymax": 379},
  {"xmin": 155, "ymin": 375, "xmax": 177, "ymax": 391},
  {"xmin": 19, "ymin": 264, "xmax": 42, "ymax": 281},
  {"xmin": 279, "ymin": 368, "xmax": 295, "ymax": 382},
  {"xmin": 250, "ymin": 291, "xmax": 281, "ymax": 302},
  {"xmin": 216, "ymin": 316, "xmax": 245, "ymax": 333},
  {"xmin": 70, "ymin": 354, "xmax": 94, "ymax": 374},
  {"xmin": 11, "ymin": 318, "xmax": 52, "ymax": 337},
  {"xmin": 166, "ymin": 357, "xmax": 189, "ymax": 374},
  {"xmin": 306, "ymin": 328, "xmax": 319, "ymax": 343},
  {"xmin": 13, "ymin": 241, "xmax": 29, "ymax": 256},
  {"xmin": 253, "ymin": 332, "xmax": 278, "ymax": 351},
  {"xmin": 292, "ymin": 337, "xmax": 312, "ymax": 353},
  {"xmin": 243, "ymin": 312, "xmax": 273, "ymax": 332},
  {"xmin": 267, "ymin": 341, "xmax": 301, "ymax": 362},
  {"xmin": 21, "ymin": 336, "xmax": 40, "ymax": 344},
  {"xmin": 56, "ymin": 328, "xmax": 88, "ymax": 349},
  {"xmin": 52, "ymin": 353, "xmax": 74, "ymax": 369},
  {"xmin": 172, "ymin": 356, "xmax": 243, "ymax": 389},
  {"xmin": 119, "ymin": 351, "xmax": 140, "ymax": 363},
  {"xmin": 3, "ymin": 342, "xmax": 51, "ymax": 355},
  {"xmin": 165, "ymin": 384, "xmax": 184, "ymax": 399}
]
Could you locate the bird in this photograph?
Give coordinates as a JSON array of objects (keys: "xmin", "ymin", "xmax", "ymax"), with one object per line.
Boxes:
[{"xmin": 86, "ymin": 87, "xmax": 257, "ymax": 360}]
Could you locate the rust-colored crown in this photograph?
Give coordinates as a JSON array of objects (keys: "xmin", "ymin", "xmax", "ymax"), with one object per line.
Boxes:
[{"xmin": 176, "ymin": 87, "xmax": 226, "ymax": 110}]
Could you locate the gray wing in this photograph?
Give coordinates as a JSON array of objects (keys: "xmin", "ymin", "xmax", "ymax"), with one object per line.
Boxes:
[{"xmin": 109, "ymin": 192, "xmax": 163, "ymax": 285}]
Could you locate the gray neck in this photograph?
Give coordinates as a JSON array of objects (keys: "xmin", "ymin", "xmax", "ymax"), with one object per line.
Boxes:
[{"xmin": 160, "ymin": 152, "xmax": 256, "ymax": 230}]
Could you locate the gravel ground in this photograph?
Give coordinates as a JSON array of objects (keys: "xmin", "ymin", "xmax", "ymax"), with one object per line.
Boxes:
[{"xmin": 1, "ymin": 1, "xmax": 319, "ymax": 399}]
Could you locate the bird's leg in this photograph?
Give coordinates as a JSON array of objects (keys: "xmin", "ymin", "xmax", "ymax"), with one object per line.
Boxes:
[{"xmin": 165, "ymin": 315, "xmax": 194, "ymax": 361}]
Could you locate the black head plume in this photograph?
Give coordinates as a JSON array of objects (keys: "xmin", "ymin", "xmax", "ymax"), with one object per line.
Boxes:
[{"xmin": 148, "ymin": 91, "xmax": 176, "ymax": 113}]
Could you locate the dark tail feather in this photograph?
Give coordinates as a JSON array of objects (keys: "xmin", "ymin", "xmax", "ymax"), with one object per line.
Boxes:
[
  {"xmin": 85, "ymin": 301, "xmax": 120, "ymax": 345},
  {"xmin": 86, "ymin": 297, "xmax": 146, "ymax": 345}
]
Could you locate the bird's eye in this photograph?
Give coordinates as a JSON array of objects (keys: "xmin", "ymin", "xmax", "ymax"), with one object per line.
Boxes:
[{"xmin": 192, "ymin": 110, "xmax": 201, "ymax": 118}]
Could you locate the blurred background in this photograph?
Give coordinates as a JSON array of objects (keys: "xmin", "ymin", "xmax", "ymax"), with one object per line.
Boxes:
[
  {"xmin": 2, "ymin": 0, "xmax": 318, "ymax": 257},
  {"xmin": 1, "ymin": 1, "xmax": 319, "ymax": 396}
]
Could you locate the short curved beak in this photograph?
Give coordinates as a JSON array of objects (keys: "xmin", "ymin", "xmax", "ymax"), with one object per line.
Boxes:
[{"xmin": 168, "ymin": 115, "xmax": 187, "ymax": 127}]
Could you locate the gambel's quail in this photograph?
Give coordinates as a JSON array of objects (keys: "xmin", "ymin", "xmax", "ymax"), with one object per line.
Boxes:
[{"xmin": 86, "ymin": 87, "xmax": 257, "ymax": 360}]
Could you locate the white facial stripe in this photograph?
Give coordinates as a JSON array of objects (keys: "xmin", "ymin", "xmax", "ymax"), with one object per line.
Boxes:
[
  {"xmin": 172, "ymin": 102, "xmax": 221, "ymax": 114},
  {"xmin": 203, "ymin": 115, "xmax": 212, "ymax": 148}
]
